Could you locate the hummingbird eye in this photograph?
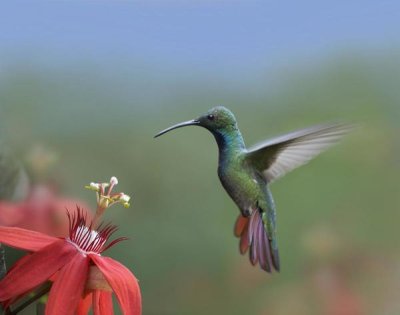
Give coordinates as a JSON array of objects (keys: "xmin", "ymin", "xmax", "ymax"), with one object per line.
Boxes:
[{"xmin": 207, "ymin": 114, "xmax": 215, "ymax": 121}]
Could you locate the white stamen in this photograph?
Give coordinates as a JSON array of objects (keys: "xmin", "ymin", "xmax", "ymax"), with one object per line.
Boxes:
[
  {"xmin": 90, "ymin": 182, "xmax": 100, "ymax": 190},
  {"xmin": 110, "ymin": 176, "xmax": 118, "ymax": 185},
  {"xmin": 120, "ymin": 193, "xmax": 131, "ymax": 203}
]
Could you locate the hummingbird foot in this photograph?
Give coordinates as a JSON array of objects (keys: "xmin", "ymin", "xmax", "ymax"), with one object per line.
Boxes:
[{"xmin": 242, "ymin": 208, "xmax": 252, "ymax": 217}]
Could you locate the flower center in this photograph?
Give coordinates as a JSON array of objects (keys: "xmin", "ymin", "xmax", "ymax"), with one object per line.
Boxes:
[
  {"xmin": 68, "ymin": 225, "xmax": 107, "ymax": 254},
  {"xmin": 67, "ymin": 207, "xmax": 126, "ymax": 255}
]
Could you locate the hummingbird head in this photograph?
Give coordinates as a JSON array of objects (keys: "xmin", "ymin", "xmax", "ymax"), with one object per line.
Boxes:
[{"xmin": 154, "ymin": 106, "xmax": 238, "ymax": 138}]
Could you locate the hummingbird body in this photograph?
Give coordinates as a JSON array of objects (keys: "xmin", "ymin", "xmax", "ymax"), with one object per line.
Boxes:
[
  {"xmin": 213, "ymin": 126, "xmax": 279, "ymax": 271},
  {"xmin": 155, "ymin": 106, "xmax": 351, "ymax": 273}
]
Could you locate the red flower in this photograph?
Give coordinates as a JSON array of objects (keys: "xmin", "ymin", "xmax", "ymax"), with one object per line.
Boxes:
[
  {"xmin": 0, "ymin": 209, "xmax": 141, "ymax": 315},
  {"xmin": 0, "ymin": 185, "xmax": 93, "ymax": 236}
]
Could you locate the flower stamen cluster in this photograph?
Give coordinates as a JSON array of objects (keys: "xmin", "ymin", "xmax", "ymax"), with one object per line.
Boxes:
[{"xmin": 85, "ymin": 176, "xmax": 131, "ymax": 225}]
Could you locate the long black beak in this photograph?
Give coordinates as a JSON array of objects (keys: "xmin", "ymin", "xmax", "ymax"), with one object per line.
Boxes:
[{"xmin": 154, "ymin": 119, "xmax": 200, "ymax": 138}]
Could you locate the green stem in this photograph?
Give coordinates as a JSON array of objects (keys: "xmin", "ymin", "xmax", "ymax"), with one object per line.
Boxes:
[
  {"xmin": 0, "ymin": 244, "xmax": 4, "ymax": 315},
  {"xmin": 0, "ymin": 244, "xmax": 6, "ymax": 280},
  {"xmin": 5, "ymin": 282, "xmax": 51, "ymax": 315}
]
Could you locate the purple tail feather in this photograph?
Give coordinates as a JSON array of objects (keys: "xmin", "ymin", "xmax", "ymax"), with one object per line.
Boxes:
[{"xmin": 234, "ymin": 211, "xmax": 279, "ymax": 273}]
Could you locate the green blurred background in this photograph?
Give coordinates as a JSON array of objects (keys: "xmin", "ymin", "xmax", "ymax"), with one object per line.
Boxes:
[{"xmin": 1, "ymin": 1, "xmax": 400, "ymax": 314}]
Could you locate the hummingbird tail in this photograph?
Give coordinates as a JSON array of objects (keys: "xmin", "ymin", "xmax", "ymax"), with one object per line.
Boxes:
[
  {"xmin": 234, "ymin": 211, "xmax": 280, "ymax": 273},
  {"xmin": 234, "ymin": 215, "xmax": 250, "ymax": 253}
]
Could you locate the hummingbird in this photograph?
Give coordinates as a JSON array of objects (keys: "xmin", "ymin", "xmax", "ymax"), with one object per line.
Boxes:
[{"xmin": 154, "ymin": 106, "xmax": 351, "ymax": 273}]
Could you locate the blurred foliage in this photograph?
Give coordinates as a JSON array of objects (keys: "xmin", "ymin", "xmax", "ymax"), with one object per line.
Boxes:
[{"xmin": 0, "ymin": 54, "xmax": 399, "ymax": 315}]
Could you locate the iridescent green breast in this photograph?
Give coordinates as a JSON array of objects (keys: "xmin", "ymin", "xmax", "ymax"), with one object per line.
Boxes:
[{"xmin": 218, "ymin": 153, "xmax": 265, "ymax": 215}]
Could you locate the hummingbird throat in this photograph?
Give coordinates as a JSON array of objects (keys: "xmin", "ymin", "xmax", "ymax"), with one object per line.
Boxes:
[{"xmin": 213, "ymin": 127, "xmax": 245, "ymax": 154}]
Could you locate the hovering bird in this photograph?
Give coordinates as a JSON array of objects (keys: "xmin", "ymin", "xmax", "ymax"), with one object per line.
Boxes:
[{"xmin": 155, "ymin": 107, "xmax": 351, "ymax": 273}]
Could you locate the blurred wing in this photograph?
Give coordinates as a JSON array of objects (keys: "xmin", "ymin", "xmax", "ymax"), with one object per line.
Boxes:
[{"xmin": 246, "ymin": 123, "xmax": 352, "ymax": 183}]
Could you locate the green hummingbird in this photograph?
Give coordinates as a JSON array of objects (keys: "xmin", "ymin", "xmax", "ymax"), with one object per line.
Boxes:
[{"xmin": 155, "ymin": 106, "xmax": 351, "ymax": 273}]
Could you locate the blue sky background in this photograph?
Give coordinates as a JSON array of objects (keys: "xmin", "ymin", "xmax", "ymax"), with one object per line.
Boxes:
[{"xmin": 0, "ymin": 0, "xmax": 398, "ymax": 78}]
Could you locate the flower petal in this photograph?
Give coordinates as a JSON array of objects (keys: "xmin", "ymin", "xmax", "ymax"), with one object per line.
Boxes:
[
  {"xmin": 77, "ymin": 293, "xmax": 92, "ymax": 315},
  {"xmin": 0, "ymin": 240, "xmax": 76, "ymax": 301},
  {"xmin": 0, "ymin": 226, "xmax": 58, "ymax": 251},
  {"xmin": 46, "ymin": 252, "xmax": 89, "ymax": 315},
  {"xmin": 93, "ymin": 290, "xmax": 114, "ymax": 315},
  {"xmin": 90, "ymin": 255, "xmax": 141, "ymax": 315}
]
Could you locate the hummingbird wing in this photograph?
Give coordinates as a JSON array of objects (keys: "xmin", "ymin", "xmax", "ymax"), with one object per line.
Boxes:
[{"xmin": 246, "ymin": 123, "xmax": 352, "ymax": 183}]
